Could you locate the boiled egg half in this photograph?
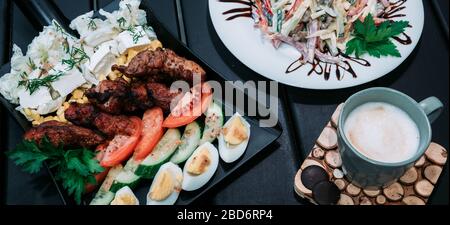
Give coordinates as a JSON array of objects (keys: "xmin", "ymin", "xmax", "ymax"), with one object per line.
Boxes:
[
  {"xmin": 218, "ymin": 113, "xmax": 251, "ymax": 163},
  {"xmin": 146, "ymin": 162, "xmax": 182, "ymax": 205},
  {"xmin": 182, "ymin": 142, "xmax": 219, "ymax": 191},
  {"xmin": 110, "ymin": 186, "xmax": 139, "ymax": 205}
]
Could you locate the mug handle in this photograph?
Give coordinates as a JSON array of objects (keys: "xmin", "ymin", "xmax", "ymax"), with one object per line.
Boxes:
[{"xmin": 419, "ymin": 97, "xmax": 444, "ymax": 124}]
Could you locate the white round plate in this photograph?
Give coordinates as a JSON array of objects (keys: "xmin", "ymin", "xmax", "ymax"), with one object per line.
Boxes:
[{"xmin": 209, "ymin": 0, "xmax": 424, "ymax": 90}]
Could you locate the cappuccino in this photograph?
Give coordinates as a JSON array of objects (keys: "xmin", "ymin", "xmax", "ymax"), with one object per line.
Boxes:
[{"xmin": 343, "ymin": 102, "xmax": 420, "ymax": 163}]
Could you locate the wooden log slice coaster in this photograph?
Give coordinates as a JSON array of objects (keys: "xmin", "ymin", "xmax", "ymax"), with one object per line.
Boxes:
[
  {"xmin": 359, "ymin": 196, "xmax": 372, "ymax": 205},
  {"xmin": 332, "ymin": 169, "xmax": 344, "ymax": 179},
  {"xmin": 383, "ymin": 182, "xmax": 404, "ymax": 201},
  {"xmin": 346, "ymin": 183, "xmax": 361, "ymax": 196},
  {"xmin": 363, "ymin": 189, "xmax": 381, "ymax": 197},
  {"xmin": 423, "ymin": 165, "xmax": 442, "ymax": 185},
  {"xmin": 334, "ymin": 179, "xmax": 347, "ymax": 191},
  {"xmin": 414, "ymin": 180, "xmax": 434, "ymax": 198},
  {"xmin": 376, "ymin": 195, "xmax": 387, "ymax": 205},
  {"xmin": 316, "ymin": 126, "xmax": 338, "ymax": 150},
  {"xmin": 399, "ymin": 167, "xmax": 418, "ymax": 185},
  {"xmin": 294, "ymin": 104, "xmax": 447, "ymax": 205},
  {"xmin": 425, "ymin": 143, "xmax": 448, "ymax": 166},
  {"xmin": 414, "ymin": 155, "xmax": 426, "ymax": 167},
  {"xmin": 325, "ymin": 150, "xmax": 342, "ymax": 168},
  {"xmin": 312, "ymin": 147, "xmax": 325, "ymax": 159},
  {"xmin": 331, "ymin": 103, "xmax": 344, "ymax": 128},
  {"xmin": 337, "ymin": 194, "xmax": 354, "ymax": 205},
  {"xmin": 301, "ymin": 159, "xmax": 325, "ymax": 170},
  {"xmin": 402, "ymin": 195, "xmax": 425, "ymax": 205}
]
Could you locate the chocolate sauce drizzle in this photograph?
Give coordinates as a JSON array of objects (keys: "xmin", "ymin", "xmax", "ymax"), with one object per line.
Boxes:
[
  {"xmin": 220, "ymin": 0, "xmax": 253, "ymax": 20},
  {"xmin": 219, "ymin": 0, "xmax": 413, "ymax": 80}
]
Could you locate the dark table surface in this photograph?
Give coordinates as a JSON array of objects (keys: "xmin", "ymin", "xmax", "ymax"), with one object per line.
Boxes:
[{"xmin": 1, "ymin": 0, "xmax": 448, "ymax": 205}]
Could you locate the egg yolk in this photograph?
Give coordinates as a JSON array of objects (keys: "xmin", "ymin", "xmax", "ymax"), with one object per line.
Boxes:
[
  {"xmin": 187, "ymin": 148, "xmax": 211, "ymax": 175},
  {"xmin": 149, "ymin": 170, "xmax": 174, "ymax": 201},
  {"xmin": 223, "ymin": 116, "xmax": 248, "ymax": 145}
]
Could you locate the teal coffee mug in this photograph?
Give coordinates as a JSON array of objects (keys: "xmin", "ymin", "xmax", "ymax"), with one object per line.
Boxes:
[{"xmin": 338, "ymin": 87, "xmax": 443, "ymax": 188}]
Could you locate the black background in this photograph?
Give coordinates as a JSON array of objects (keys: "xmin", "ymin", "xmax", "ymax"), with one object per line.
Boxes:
[{"xmin": 1, "ymin": 0, "xmax": 448, "ymax": 205}]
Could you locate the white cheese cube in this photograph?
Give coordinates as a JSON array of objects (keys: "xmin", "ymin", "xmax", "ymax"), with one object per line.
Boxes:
[
  {"xmin": 115, "ymin": 26, "xmax": 151, "ymax": 54},
  {"xmin": 83, "ymin": 26, "xmax": 118, "ymax": 47},
  {"xmin": 51, "ymin": 67, "xmax": 87, "ymax": 97},
  {"xmin": 18, "ymin": 87, "xmax": 53, "ymax": 109},
  {"xmin": 88, "ymin": 43, "xmax": 118, "ymax": 78}
]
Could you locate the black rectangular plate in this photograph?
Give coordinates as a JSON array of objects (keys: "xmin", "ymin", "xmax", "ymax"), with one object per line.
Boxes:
[{"xmin": 0, "ymin": 0, "xmax": 282, "ymax": 205}]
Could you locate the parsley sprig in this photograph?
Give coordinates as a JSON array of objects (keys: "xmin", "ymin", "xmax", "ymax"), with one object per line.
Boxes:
[
  {"xmin": 18, "ymin": 71, "xmax": 64, "ymax": 95},
  {"xmin": 6, "ymin": 137, "xmax": 104, "ymax": 204},
  {"xmin": 345, "ymin": 14, "xmax": 409, "ymax": 58}
]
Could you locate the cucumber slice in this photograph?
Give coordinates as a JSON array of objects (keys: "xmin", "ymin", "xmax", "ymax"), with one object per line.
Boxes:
[
  {"xmin": 170, "ymin": 121, "xmax": 202, "ymax": 164},
  {"xmin": 89, "ymin": 165, "xmax": 123, "ymax": 205},
  {"xmin": 89, "ymin": 190, "xmax": 115, "ymax": 205},
  {"xmin": 135, "ymin": 128, "xmax": 181, "ymax": 178},
  {"xmin": 200, "ymin": 101, "xmax": 224, "ymax": 144},
  {"xmin": 110, "ymin": 158, "xmax": 141, "ymax": 192}
]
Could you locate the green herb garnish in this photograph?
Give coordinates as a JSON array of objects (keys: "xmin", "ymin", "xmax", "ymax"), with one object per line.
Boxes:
[
  {"xmin": 62, "ymin": 45, "xmax": 90, "ymax": 72},
  {"xmin": 345, "ymin": 14, "xmax": 409, "ymax": 58},
  {"xmin": 117, "ymin": 17, "xmax": 127, "ymax": 28},
  {"xmin": 127, "ymin": 26, "xmax": 144, "ymax": 44},
  {"xmin": 27, "ymin": 57, "xmax": 37, "ymax": 70},
  {"xmin": 53, "ymin": 20, "xmax": 69, "ymax": 36},
  {"xmin": 126, "ymin": 3, "xmax": 132, "ymax": 13},
  {"xmin": 87, "ymin": 19, "xmax": 97, "ymax": 31},
  {"xmin": 6, "ymin": 137, "xmax": 104, "ymax": 204},
  {"xmin": 18, "ymin": 70, "xmax": 64, "ymax": 94}
]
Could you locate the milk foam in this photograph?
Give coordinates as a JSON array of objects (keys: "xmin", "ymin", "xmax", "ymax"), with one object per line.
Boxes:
[{"xmin": 344, "ymin": 102, "xmax": 420, "ymax": 163}]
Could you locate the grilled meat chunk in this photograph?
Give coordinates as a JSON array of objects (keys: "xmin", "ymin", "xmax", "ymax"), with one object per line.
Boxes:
[
  {"xmin": 146, "ymin": 82, "xmax": 181, "ymax": 114},
  {"xmin": 64, "ymin": 102, "xmax": 99, "ymax": 127},
  {"xmin": 24, "ymin": 121, "xmax": 105, "ymax": 148},
  {"xmin": 112, "ymin": 48, "xmax": 206, "ymax": 84},
  {"xmin": 85, "ymin": 78, "xmax": 129, "ymax": 114},
  {"xmin": 126, "ymin": 81, "xmax": 154, "ymax": 112},
  {"xmin": 94, "ymin": 113, "xmax": 136, "ymax": 137},
  {"xmin": 84, "ymin": 77, "xmax": 179, "ymax": 114},
  {"xmin": 65, "ymin": 103, "xmax": 137, "ymax": 137}
]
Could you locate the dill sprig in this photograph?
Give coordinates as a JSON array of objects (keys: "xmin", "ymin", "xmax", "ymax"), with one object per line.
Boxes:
[
  {"xmin": 27, "ymin": 58, "xmax": 37, "ymax": 70},
  {"xmin": 117, "ymin": 17, "xmax": 127, "ymax": 28},
  {"xmin": 53, "ymin": 21, "xmax": 69, "ymax": 36},
  {"xmin": 127, "ymin": 26, "xmax": 145, "ymax": 44},
  {"xmin": 62, "ymin": 45, "xmax": 90, "ymax": 72},
  {"xmin": 88, "ymin": 19, "xmax": 97, "ymax": 31},
  {"xmin": 18, "ymin": 70, "xmax": 64, "ymax": 95},
  {"xmin": 126, "ymin": 3, "xmax": 132, "ymax": 13}
]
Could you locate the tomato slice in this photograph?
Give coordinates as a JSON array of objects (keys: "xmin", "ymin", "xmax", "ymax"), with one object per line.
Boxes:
[
  {"xmin": 163, "ymin": 83, "xmax": 212, "ymax": 128},
  {"xmin": 133, "ymin": 107, "xmax": 165, "ymax": 160},
  {"xmin": 100, "ymin": 117, "xmax": 143, "ymax": 167},
  {"xmin": 85, "ymin": 144, "xmax": 110, "ymax": 193}
]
